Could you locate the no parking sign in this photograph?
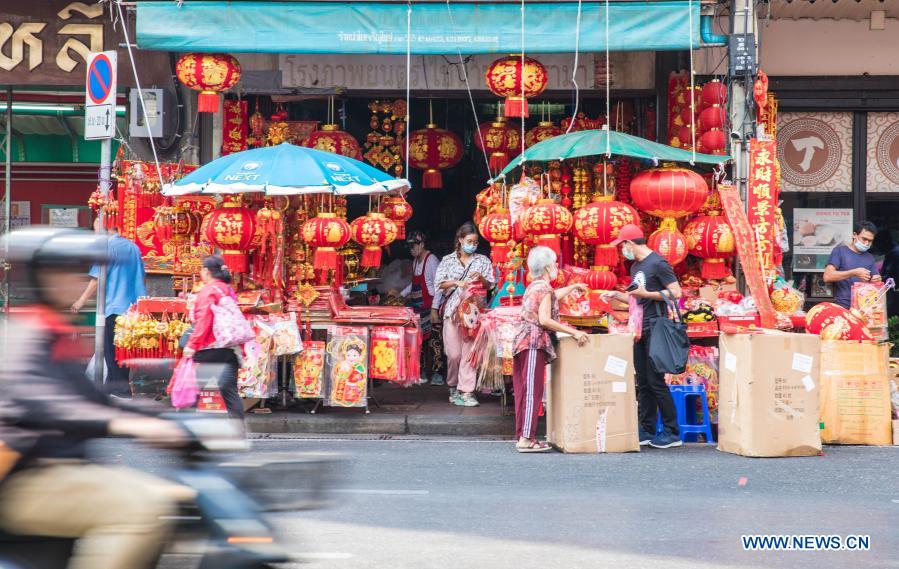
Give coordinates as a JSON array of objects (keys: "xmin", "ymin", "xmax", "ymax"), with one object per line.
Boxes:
[{"xmin": 84, "ymin": 51, "xmax": 117, "ymax": 140}]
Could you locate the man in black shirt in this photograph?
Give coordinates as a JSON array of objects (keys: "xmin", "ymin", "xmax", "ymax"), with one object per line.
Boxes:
[{"xmin": 608, "ymin": 224, "xmax": 683, "ymax": 449}]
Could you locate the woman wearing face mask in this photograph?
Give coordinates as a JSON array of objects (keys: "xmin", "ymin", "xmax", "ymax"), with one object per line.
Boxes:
[
  {"xmin": 434, "ymin": 222, "xmax": 495, "ymax": 407},
  {"xmin": 512, "ymin": 247, "xmax": 589, "ymax": 452}
]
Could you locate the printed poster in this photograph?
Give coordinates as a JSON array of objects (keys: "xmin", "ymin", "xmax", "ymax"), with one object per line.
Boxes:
[
  {"xmin": 325, "ymin": 326, "xmax": 369, "ymax": 408},
  {"xmin": 791, "ymin": 208, "xmax": 853, "ymax": 273}
]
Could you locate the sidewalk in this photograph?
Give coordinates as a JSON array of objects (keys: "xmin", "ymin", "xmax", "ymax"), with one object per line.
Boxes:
[{"xmin": 244, "ymin": 382, "xmax": 538, "ymax": 438}]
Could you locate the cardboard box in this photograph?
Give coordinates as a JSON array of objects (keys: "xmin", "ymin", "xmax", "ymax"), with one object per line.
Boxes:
[
  {"xmin": 718, "ymin": 332, "xmax": 822, "ymax": 457},
  {"xmin": 547, "ymin": 334, "xmax": 640, "ymax": 453},
  {"xmin": 893, "ymin": 420, "xmax": 899, "ymax": 446},
  {"xmin": 820, "ymin": 341, "xmax": 892, "ymax": 445}
]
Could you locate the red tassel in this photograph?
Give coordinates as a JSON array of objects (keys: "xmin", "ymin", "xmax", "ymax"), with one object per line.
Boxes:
[
  {"xmin": 422, "ymin": 169, "xmax": 443, "ymax": 189},
  {"xmin": 395, "ymin": 223, "xmax": 406, "ymax": 240},
  {"xmin": 505, "ymin": 97, "xmax": 529, "ymax": 118},
  {"xmin": 222, "ymin": 251, "xmax": 249, "ymax": 273},
  {"xmin": 489, "ymin": 152, "xmax": 510, "ymax": 172},
  {"xmin": 701, "ymin": 258, "xmax": 732, "ymax": 280},
  {"xmin": 594, "ymin": 244, "xmax": 618, "ymax": 268},
  {"xmin": 198, "ymin": 91, "xmax": 220, "ymax": 113},
  {"xmin": 361, "ymin": 246, "xmax": 382, "ymax": 268},
  {"xmin": 490, "ymin": 244, "xmax": 509, "ymax": 264},
  {"xmin": 537, "ymin": 235, "xmax": 561, "ymax": 258},
  {"xmin": 313, "ymin": 247, "xmax": 339, "ymax": 271}
]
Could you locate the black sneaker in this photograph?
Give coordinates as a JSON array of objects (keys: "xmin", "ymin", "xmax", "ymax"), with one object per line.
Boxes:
[
  {"xmin": 639, "ymin": 428, "xmax": 653, "ymax": 446},
  {"xmin": 649, "ymin": 431, "xmax": 683, "ymax": 449}
]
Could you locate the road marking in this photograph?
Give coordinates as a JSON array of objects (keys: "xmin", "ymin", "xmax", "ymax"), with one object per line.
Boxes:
[
  {"xmin": 892, "ymin": 499, "xmax": 899, "ymax": 504},
  {"xmin": 296, "ymin": 552, "xmax": 355, "ymax": 560},
  {"xmin": 250, "ymin": 437, "xmax": 512, "ymax": 443},
  {"xmin": 332, "ymin": 488, "xmax": 430, "ymax": 495}
]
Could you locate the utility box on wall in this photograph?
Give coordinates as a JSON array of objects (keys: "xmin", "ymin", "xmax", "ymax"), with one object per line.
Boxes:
[{"xmin": 129, "ymin": 88, "xmax": 167, "ymax": 138}]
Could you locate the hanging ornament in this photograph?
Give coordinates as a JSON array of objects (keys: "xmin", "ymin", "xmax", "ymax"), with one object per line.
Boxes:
[
  {"xmin": 525, "ymin": 121, "xmax": 564, "ymax": 148},
  {"xmin": 523, "ymin": 199, "xmax": 573, "ymax": 257},
  {"xmin": 407, "ymin": 103, "xmax": 463, "ymax": 189},
  {"xmin": 379, "ymin": 196, "xmax": 414, "ymax": 239},
  {"xmin": 202, "ymin": 200, "xmax": 259, "ymax": 273},
  {"xmin": 175, "ymin": 53, "xmax": 241, "ymax": 113},
  {"xmin": 699, "ymin": 105, "xmax": 726, "ymax": 132},
  {"xmin": 572, "ymin": 195, "xmax": 641, "ymax": 269},
  {"xmin": 701, "ymin": 79, "xmax": 728, "ymax": 108},
  {"xmin": 303, "ymin": 97, "xmax": 362, "ymax": 159},
  {"xmin": 474, "ymin": 114, "xmax": 521, "ymax": 173},
  {"xmin": 350, "ymin": 212, "xmax": 398, "ymax": 268},
  {"xmin": 301, "ymin": 212, "xmax": 351, "ymax": 271},
  {"xmin": 479, "ymin": 209, "xmax": 514, "ymax": 263},
  {"xmin": 700, "ymin": 129, "xmax": 727, "ymax": 155},
  {"xmin": 683, "ymin": 212, "xmax": 736, "ymax": 280},
  {"xmin": 248, "ymin": 100, "xmax": 266, "ymax": 148},
  {"xmin": 648, "ymin": 222, "xmax": 690, "ymax": 266},
  {"xmin": 484, "ymin": 55, "xmax": 548, "ymax": 117}
]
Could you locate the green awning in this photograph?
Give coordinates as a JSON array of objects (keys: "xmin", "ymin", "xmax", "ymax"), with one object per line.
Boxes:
[{"xmin": 493, "ymin": 129, "xmax": 729, "ymax": 180}]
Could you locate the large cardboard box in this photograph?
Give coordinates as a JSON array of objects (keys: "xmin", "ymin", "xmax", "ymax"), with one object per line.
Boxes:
[
  {"xmin": 718, "ymin": 332, "xmax": 822, "ymax": 457},
  {"xmin": 820, "ymin": 341, "xmax": 892, "ymax": 445},
  {"xmin": 547, "ymin": 334, "xmax": 640, "ymax": 453},
  {"xmin": 893, "ymin": 420, "xmax": 899, "ymax": 446}
]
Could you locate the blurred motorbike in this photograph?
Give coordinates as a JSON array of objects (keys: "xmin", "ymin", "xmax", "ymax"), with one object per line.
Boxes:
[{"xmin": 0, "ymin": 413, "xmax": 341, "ymax": 569}]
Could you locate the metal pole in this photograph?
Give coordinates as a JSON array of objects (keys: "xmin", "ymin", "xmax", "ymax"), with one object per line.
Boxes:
[
  {"xmin": 3, "ymin": 87, "xmax": 11, "ymax": 317},
  {"xmin": 93, "ymin": 138, "xmax": 111, "ymax": 385}
]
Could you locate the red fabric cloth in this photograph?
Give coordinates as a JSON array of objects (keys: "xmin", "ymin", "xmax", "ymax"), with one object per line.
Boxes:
[
  {"xmin": 513, "ymin": 348, "xmax": 548, "ymax": 440},
  {"xmin": 186, "ymin": 280, "xmax": 238, "ymax": 351}
]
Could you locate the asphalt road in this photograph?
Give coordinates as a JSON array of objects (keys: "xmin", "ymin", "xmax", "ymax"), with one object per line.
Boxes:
[{"xmin": 92, "ymin": 436, "xmax": 899, "ymax": 569}]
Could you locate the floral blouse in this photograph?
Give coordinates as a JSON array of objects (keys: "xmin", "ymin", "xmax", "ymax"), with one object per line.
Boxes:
[
  {"xmin": 434, "ymin": 251, "xmax": 495, "ymax": 320},
  {"xmin": 513, "ymin": 279, "xmax": 559, "ymax": 361}
]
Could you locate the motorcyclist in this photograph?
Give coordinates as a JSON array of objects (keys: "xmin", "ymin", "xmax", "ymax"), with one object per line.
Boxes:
[{"xmin": 0, "ymin": 226, "xmax": 187, "ymax": 569}]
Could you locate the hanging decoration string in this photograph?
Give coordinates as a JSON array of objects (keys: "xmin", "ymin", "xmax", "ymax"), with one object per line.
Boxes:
[
  {"xmin": 445, "ymin": 0, "xmax": 491, "ymax": 179},
  {"xmin": 519, "ymin": 0, "xmax": 526, "ymax": 160},
  {"xmin": 688, "ymin": 0, "xmax": 697, "ymax": 164},
  {"xmin": 404, "ymin": 1, "xmax": 412, "ymax": 180},
  {"xmin": 115, "ymin": 1, "xmax": 164, "ymax": 187},
  {"xmin": 565, "ymin": 0, "xmax": 584, "ymax": 135},
  {"xmin": 604, "ymin": 0, "xmax": 611, "ymax": 157}
]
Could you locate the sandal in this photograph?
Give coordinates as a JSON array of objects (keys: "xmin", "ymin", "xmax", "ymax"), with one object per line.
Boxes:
[{"xmin": 516, "ymin": 439, "xmax": 552, "ymax": 453}]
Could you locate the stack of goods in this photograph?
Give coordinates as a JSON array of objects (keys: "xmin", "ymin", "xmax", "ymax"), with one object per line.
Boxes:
[
  {"xmin": 680, "ymin": 297, "xmax": 717, "ymax": 337},
  {"xmin": 715, "ymin": 292, "xmax": 761, "ymax": 334},
  {"xmin": 770, "ymin": 280, "xmax": 806, "ymax": 330},
  {"xmin": 113, "ymin": 298, "xmax": 190, "ymax": 365},
  {"xmin": 851, "ymin": 280, "xmax": 893, "ymax": 341},
  {"xmin": 238, "ymin": 314, "xmax": 303, "ymax": 399}
]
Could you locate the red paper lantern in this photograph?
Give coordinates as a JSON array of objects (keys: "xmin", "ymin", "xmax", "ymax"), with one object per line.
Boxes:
[
  {"xmin": 700, "ymin": 129, "xmax": 727, "ymax": 155},
  {"xmin": 379, "ymin": 196, "xmax": 413, "ymax": 240},
  {"xmin": 572, "ymin": 196, "xmax": 640, "ymax": 268},
  {"xmin": 805, "ymin": 302, "xmax": 875, "ymax": 342},
  {"xmin": 301, "ymin": 212, "xmax": 351, "ymax": 271},
  {"xmin": 478, "ymin": 209, "xmax": 514, "ymax": 263},
  {"xmin": 485, "ymin": 56, "xmax": 549, "ymax": 117},
  {"xmin": 648, "ymin": 224, "xmax": 689, "ymax": 266},
  {"xmin": 523, "ymin": 199, "xmax": 573, "ymax": 257},
  {"xmin": 203, "ymin": 202, "xmax": 259, "ymax": 273},
  {"xmin": 407, "ymin": 125, "xmax": 463, "ymax": 189},
  {"xmin": 630, "ymin": 167, "xmax": 708, "ymax": 220},
  {"xmin": 699, "ymin": 105, "xmax": 726, "ymax": 131},
  {"xmin": 678, "ymin": 126, "xmax": 697, "ymax": 149},
  {"xmin": 154, "ymin": 205, "xmax": 197, "ymax": 244},
  {"xmin": 701, "ymin": 79, "xmax": 728, "ymax": 108},
  {"xmin": 525, "ymin": 121, "xmax": 564, "ymax": 148},
  {"xmin": 175, "ymin": 53, "xmax": 241, "ymax": 113},
  {"xmin": 350, "ymin": 212, "xmax": 398, "ymax": 268},
  {"xmin": 474, "ymin": 118, "xmax": 521, "ymax": 172},
  {"xmin": 680, "ymin": 105, "xmax": 698, "ymax": 127},
  {"xmin": 683, "ymin": 214, "xmax": 736, "ymax": 280},
  {"xmin": 303, "ymin": 124, "xmax": 363, "ymax": 160}
]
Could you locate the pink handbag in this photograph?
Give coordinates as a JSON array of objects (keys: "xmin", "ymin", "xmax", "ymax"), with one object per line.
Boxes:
[
  {"xmin": 210, "ymin": 294, "xmax": 256, "ymax": 348},
  {"xmin": 169, "ymin": 357, "xmax": 199, "ymax": 408}
]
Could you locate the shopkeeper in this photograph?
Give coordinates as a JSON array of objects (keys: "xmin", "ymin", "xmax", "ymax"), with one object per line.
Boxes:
[
  {"xmin": 435, "ymin": 222, "xmax": 495, "ymax": 407},
  {"xmin": 823, "ymin": 220, "xmax": 881, "ymax": 309},
  {"xmin": 401, "ymin": 231, "xmax": 444, "ymax": 385}
]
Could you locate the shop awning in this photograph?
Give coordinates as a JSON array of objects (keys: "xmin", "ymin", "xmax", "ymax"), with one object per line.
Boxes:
[
  {"xmin": 135, "ymin": 1, "xmax": 701, "ymax": 54},
  {"xmin": 493, "ymin": 129, "xmax": 729, "ymax": 180}
]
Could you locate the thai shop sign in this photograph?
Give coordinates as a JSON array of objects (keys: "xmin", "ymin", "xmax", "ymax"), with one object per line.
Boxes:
[{"xmin": 136, "ymin": 1, "xmax": 700, "ymax": 55}]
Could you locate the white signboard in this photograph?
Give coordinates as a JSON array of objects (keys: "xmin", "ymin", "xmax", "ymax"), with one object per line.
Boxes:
[
  {"xmin": 0, "ymin": 201, "xmax": 31, "ymax": 232},
  {"xmin": 48, "ymin": 207, "xmax": 80, "ymax": 228},
  {"xmin": 84, "ymin": 50, "xmax": 117, "ymax": 140},
  {"xmin": 791, "ymin": 208, "xmax": 853, "ymax": 273}
]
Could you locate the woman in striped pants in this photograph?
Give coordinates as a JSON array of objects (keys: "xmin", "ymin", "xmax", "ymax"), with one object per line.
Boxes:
[{"xmin": 511, "ymin": 247, "xmax": 588, "ymax": 453}]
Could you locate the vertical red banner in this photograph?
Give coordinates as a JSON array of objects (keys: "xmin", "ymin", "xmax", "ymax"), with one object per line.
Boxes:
[
  {"xmin": 747, "ymin": 139, "xmax": 780, "ymax": 280},
  {"xmin": 222, "ymin": 100, "xmax": 248, "ymax": 156}
]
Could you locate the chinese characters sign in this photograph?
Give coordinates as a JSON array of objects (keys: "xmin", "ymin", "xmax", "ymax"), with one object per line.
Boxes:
[{"xmin": 747, "ymin": 139, "xmax": 780, "ymax": 279}]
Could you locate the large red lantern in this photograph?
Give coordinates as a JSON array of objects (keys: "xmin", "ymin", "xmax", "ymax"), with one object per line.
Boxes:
[
  {"xmin": 407, "ymin": 124, "xmax": 463, "ymax": 189},
  {"xmin": 806, "ymin": 302, "xmax": 875, "ymax": 341},
  {"xmin": 699, "ymin": 105, "xmax": 726, "ymax": 131},
  {"xmin": 700, "ymin": 129, "xmax": 727, "ymax": 155},
  {"xmin": 647, "ymin": 223, "xmax": 689, "ymax": 266},
  {"xmin": 474, "ymin": 118, "xmax": 521, "ymax": 172},
  {"xmin": 478, "ymin": 209, "xmax": 514, "ymax": 263},
  {"xmin": 525, "ymin": 121, "xmax": 564, "ymax": 148},
  {"xmin": 630, "ymin": 167, "xmax": 707, "ymax": 220},
  {"xmin": 379, "ymin": 196, "xmax": 413, "ymax": 239},
  {"xmin": 301, "ymin": 213, "xmax": 351, "ymax": 271},
  {"xmin": 683, "ymin": 213, "xmax": 736, "ymax": 280},
  {"xmin": 350, "ymin": 212, "xmax": 398, "ymax": 268},
  {"xmin": 154, "ymin": 205, "xmax": 197, "ymax": 244},
  {"xmin": 485, "ymin": 56, "xmax": 548, "ymax": 117},
  {"xmin": 175, "ymin": 53, "xmax": 241, "ymax": 113},
  {"xmin": 303, "ymin": 124, "xmax": 363, "ymax": 160},
  {"xmin": 203, "ymin": 202, "xmax": 259, "ymax": 273},
  {"xmin": 572, "ymin": 196, "xmax": 640, "ymax": 269},
  {"xmin": 523, "ymin": 199, "xmax": 573, "ymax": 257},
  {"xmin": 701, "ymin": 79, "xmax": 728, "ymax": 108}
]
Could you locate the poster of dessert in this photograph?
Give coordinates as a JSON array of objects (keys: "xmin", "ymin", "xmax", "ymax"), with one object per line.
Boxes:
[{"xmin": 791, "ymin": 208, "xmax": 853, "ymax": 272}]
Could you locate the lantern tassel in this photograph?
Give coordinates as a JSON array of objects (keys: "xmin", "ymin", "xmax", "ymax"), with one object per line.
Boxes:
[
  {"xmin": 490, "ymin": 244, "xmax": 509, "ymax": 264},
  {"xmin": 361, "ymin": 246, "xmax": 382, "ymax": 268},
  {"xmin": 313, "ymin": 247, "xmax": 339, "ymax": 271},
  {"xmin": 422, "ymin": 169, "xmax": 443, "ymax": 190},
  {"xmin": 505, "ymin": 97, "xmax": 529, "ymax": 118},
  {"xmin": 701, "ymin": 258, "xmax": 732, "ymax": 281},
  {"xmin": 537, "ymin": 235, "xmax": 561, "ymax": 258},
  {"xmin": 594, "ymin": 244, "xmax": 618, "ymax": 268},
  {"xmin": 395, "ymin": 223, "xmax": 406, "ymax": 240},
  {"xmin": 489, "ymin": 152, "xmax": 510, "ymax": 172},
  {"xmin": 222, "ymin": 251, "xmax": 249, "ymax": 273},
  {"xmin": 198, "ymin": 91, "xmax": 220, "ymax": 113}
]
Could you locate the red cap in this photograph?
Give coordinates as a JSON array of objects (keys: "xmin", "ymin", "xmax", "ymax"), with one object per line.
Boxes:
[{"xmin": 610, "ymin": 223, "xmax": 644, "ymax": 247}]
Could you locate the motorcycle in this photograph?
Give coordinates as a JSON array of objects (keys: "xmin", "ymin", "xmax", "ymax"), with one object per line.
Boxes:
[{"xmin": 0, "ymin": 413, "xmax": 341, "ymax": 569}]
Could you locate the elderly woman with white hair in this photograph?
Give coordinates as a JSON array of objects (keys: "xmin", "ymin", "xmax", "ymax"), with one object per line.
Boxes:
[{"xmin": 511, "ymin": 246, "xmax": 588, "ymax": 452}]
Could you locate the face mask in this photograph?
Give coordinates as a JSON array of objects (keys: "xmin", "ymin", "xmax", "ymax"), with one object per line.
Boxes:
[
  {"xmin": 461, "ymin": 243, "xmax": 477, "ymax": 255},
  {"xmin": 622, "ymin": 246, "xmax": 635, "ymax": 261},
  {"xmin": 854, "ymin": 240, "xmax": 871, "ymax": 253}
]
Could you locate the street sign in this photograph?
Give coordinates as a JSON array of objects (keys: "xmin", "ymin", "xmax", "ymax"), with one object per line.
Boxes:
[{"xmin": 84, "ymin": 51, "xmax": 117, "ymax": 140}]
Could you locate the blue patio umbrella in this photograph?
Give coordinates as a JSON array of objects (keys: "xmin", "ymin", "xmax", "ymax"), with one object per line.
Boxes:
[{"xmin": 162, "ymin": 143, "xmax": 409, "ymax": 196}]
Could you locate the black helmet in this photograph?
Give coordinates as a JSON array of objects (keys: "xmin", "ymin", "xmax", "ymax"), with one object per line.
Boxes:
[{"xmin": 1, "ymin": 226, "xmax": 108, "ymax": 269}]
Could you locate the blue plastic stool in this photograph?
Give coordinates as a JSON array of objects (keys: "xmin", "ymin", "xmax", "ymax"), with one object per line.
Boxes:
[{"xmin": 655, "ymin": 384, "xmax": 716, "ymax": 443}]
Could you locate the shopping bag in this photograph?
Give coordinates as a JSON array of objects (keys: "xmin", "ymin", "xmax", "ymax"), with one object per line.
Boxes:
[
  {"xmin": 169, "ymin": 357, "xmax": 199, "ymax": 408},
  {"xmin": 649, "ymin": 290, "xmax": 689, "ymax": 375},
  {"xmin": 211, "ymin": 295, "xmax": 256, "ymax": 348}
]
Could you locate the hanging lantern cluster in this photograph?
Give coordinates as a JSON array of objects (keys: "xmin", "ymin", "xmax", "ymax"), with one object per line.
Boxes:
[
  {"xmin": 523, "ymin": 199, "xmax": 573, "ymax": 257},
  {"xmin": 301, "ymin": 212, "xmax": 351, "ymax": 271},
  {"xmin": 407, "ymin": 124, "xmax": 463, "ymax": 189},
  {"xmin": 573, "ymin": 195, "xmax": 640, "ymax": 299},
  {"xmin": 379, "ymin": 196, "xmax": 413, "ymax": 239},
  {"xmin": 175, "ymin": 53, "xmax": 242, "ymax": 113},
  {"xmin": 484, "ymin": 56, "xmax": 548, "ymax": 117},
  {"xmin": 698, "ymin": 79, "xmax": 728, "ymax": 155},
  {"xmin": 202, "ymin": 200, "xmax": 259, "ymax": 273},
  {"xmin": 350, "ymin": 212, "xmax": 398, "ymax": 268},
  {"xmin": 474, "ymin": 116, "xmax": 521, "ymax": 172},
  {"xmin": 683, "ymin": 200, "xmax": 736, "ymax": 281},
  {"xmin": 630, "ymin": 167, "xmax": 707, "ymax": 266},
  {"xmin": 479, "ymin": 209, "xmax": 514, "ymax": 264}
]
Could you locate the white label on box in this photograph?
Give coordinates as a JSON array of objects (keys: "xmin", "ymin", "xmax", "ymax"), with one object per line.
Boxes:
[
  {"xmin": 604, "ymin": 355, "xmax": 628, "ymax": 377},
  {"xmin": 724, "ymin": 352, "xmax": 737, "ymax": 373},
  {"xmin": 612, "ymin": 381, "xmax": 627, "ymax": 393},
  {"xmin": 792, "ymin": 353, "xmax": 814, "ymax": 374},
  {"xmin": 595, "ymin": 408, "xmax": 608, "ymax": 453},
  {"xmin": 801, "ymin": 374, "xmax": 815, "ymax": 392}
]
